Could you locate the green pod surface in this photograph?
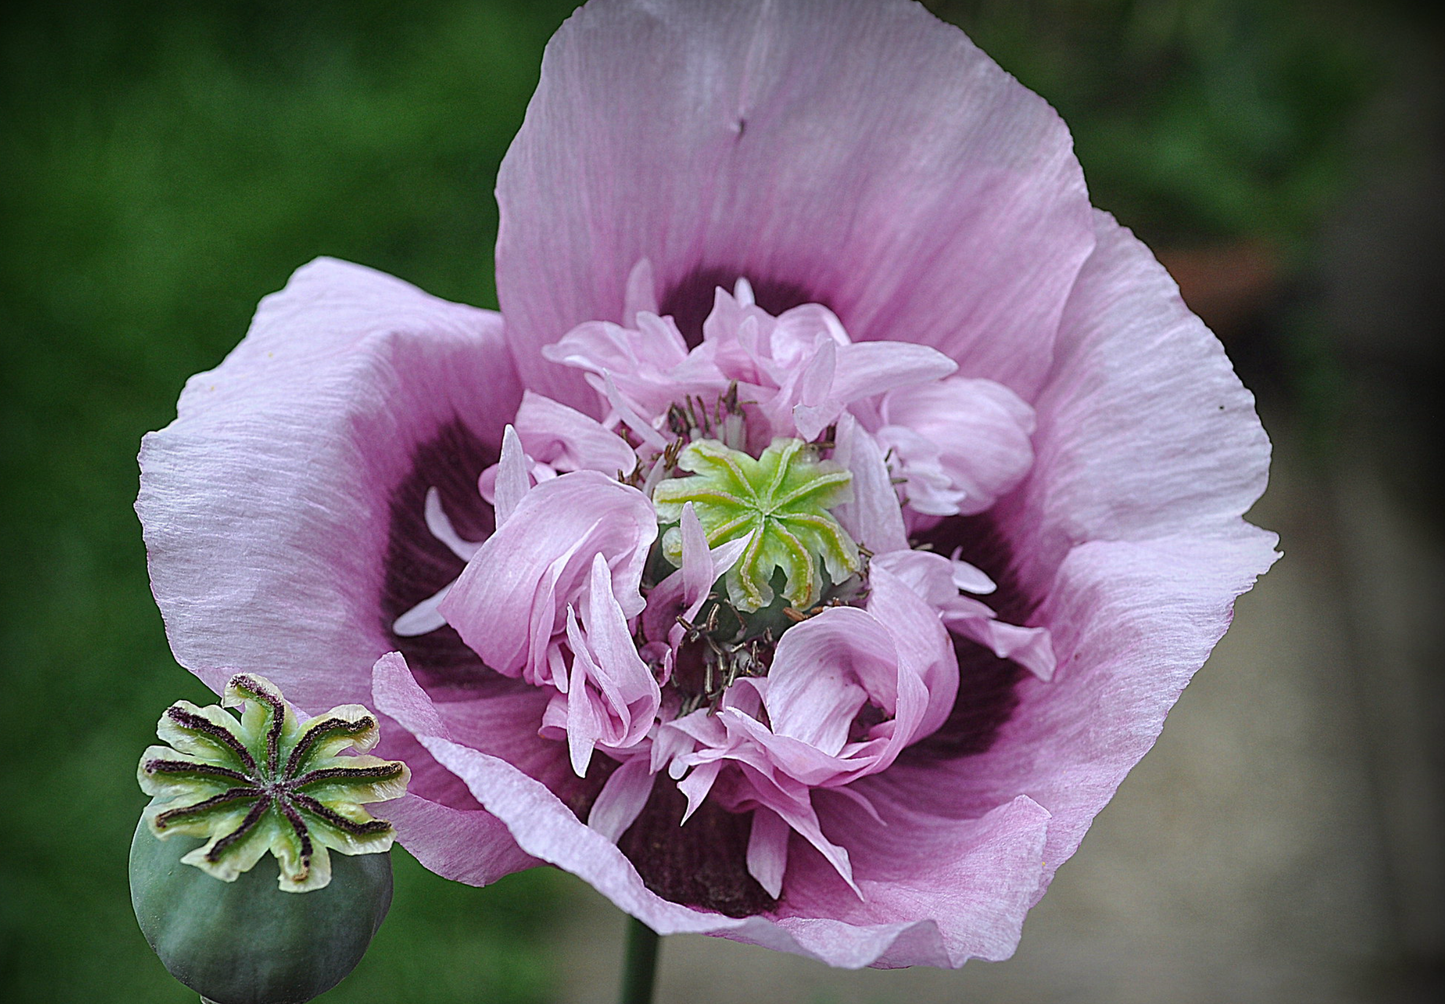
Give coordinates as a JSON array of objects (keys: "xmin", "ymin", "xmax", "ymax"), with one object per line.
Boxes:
[{"xmin": 129, "ymin": 819, "xmax": 392, "ymax": 1004}]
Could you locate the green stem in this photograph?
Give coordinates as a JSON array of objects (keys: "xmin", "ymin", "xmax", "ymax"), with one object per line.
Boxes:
[{"xmin": 619, "ymin": 916, "xmax": 661, "ymax": 1004}]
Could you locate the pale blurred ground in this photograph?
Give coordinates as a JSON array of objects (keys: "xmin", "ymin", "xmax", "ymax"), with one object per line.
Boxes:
[{"xmin": 548, "ymin": 29, "xmax": 1445, "ymax": 1004}]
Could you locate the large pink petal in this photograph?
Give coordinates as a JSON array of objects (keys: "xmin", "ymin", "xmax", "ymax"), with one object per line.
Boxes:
[
  {"xmin": 376, "ymin": 793, "xmax": 539, "ymax": 887},
  {"xmin": 138, "ymin": 257, "xmax": 522, "ymax": 713},
  {"xmin": 765, "ymin": 790, "xmax": 1052, "ymax": 968},
  {"xmin": 1004, "ymin": 211, "xmax": 1276, "ymax": 594},
  {"xmin": 496, "ymin": 0, "xmax": 1094, "ymax": 409},
  {"xmin": 863, "ymin": 212, "xmax": 1277, "ymax": 957},
  {"xmin": 137, "ymin": 259, "xmax": 542, "ymax": 874}
]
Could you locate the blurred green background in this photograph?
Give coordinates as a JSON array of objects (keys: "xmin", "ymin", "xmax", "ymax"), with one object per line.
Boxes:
[
  {"xmin": 0, "ymin": 2, "xmax": 583, "ymax": 1000},
  {"xmin": 0, "ymin": 1, "xmax": 1434, "ymax": 1002}
]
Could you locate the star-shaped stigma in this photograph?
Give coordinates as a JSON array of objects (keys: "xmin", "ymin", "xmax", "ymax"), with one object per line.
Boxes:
[
  {"xmin": 653, "ymin": 437, "xmax": 861, "ymax": 612},
  {"xmin": 138, "ymin": 673, "xmax": 409, "ymax": 893}
]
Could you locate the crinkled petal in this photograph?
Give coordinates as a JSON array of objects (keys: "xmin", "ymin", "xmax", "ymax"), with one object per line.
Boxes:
[
  {"xmin": 542, "ymin": 315, "xmax": 697, "ymax": 418},
  {"xmin": 514, "ymin": 390, "xmax": 637, "ymax": 477},
  {"xmin": 497, "ymin": 0, "xmax": 1093, "ymax": 407},
  {"xmin": 746, "ymin": 808, "xmax": 791, "ymax": 899},
  {"xmin": 831, "ymin": 414, "xmax": 908, "ymax": 555},
  {"xmin": 764, "ymin": 608, "xmax": 893, "ymax": 756},
  {"xmin": 492, "ymin": 425, "xmax": 532, "ymax": 526},
  {"xmin": 829, "ymin": 342, "xmax": 957, "ymax": 409},
  {"xmin": 944, "ymin": 613, "xmax": 1056, "ymax": 682},
  {"xmin": 879, "ymin": 377, "xmax": 1035, "ymax": 516},
  {"xmin": 559, "ymin": 554, "xmax": 661, "ymax": 773},
  {"xmin": 439, "ymin": 471, "xmax": 657, "ymax": 679},
  {"xmin": 866, "ymin": 564, "xmax": 959, "ymax": 744}
]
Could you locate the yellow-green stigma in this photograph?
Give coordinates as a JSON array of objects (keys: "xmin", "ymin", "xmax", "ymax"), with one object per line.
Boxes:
[
  {"xmin": 653, "ymin": 437, "xmax": 861, "ymax": 612},
  {"xmin": 137, "ymin": 673, "xmax": 409, "ymax": 893}
]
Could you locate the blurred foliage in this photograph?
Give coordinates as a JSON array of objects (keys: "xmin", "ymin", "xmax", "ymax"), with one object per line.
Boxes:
[
  {"xmin": 929, "ymin": 0, "xmax": 1379, "ymax": 249},
  {"xmin": 0, "ymin": 1, "xmax": 581, "ymax": 1001}
]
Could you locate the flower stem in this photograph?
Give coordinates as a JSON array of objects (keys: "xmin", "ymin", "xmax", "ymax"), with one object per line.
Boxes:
[{"xmin": 619, "ymin": 916, "xmax": 660, "ymax": 1004}]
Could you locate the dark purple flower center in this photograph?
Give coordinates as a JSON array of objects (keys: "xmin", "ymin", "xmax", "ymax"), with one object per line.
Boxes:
[{"xmin": 659, "ymin": 266, "xmax": 823, "ymax": 348}]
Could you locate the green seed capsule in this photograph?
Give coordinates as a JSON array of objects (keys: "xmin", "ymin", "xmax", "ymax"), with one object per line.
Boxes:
[
  {"xmin": 130, "ymin": 820, "xmax": 392, "ymax": 1004},
  {"xmin": 131, "ymin": 673, "xmax": 410, "ymax": 1003}
]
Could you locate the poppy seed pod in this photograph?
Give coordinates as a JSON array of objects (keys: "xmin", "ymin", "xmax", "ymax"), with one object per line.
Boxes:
[
  {"xmin": 131, "ymin": 674, "xmax": 408, "ymax": 1001},
  {"xmin": 129, "ymin": 821, "xmax": 393, "ymax": 1004}
]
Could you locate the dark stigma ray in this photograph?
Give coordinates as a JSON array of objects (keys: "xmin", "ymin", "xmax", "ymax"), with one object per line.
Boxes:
[
  {"xmin": 292, "ymin": 763, "xmax": 406, "ymax": 788},
  {"xmin": 290, "ymin": 792, "xmax": 393, "ymax": 837},
  {"xmin": 205, "ymin": 793, "xmax": 273, "ymax": 862},
  {"xmin": 164, "ymin": 707, "xmax": 259, "ymax": 773},
  {"xmin": 143, "ymin": 758, "xmax": 254, "ymax": 786},
  {"xmin": 230, "ymin": 675, "xmax": 287, "ymax": 776},
  {"xmin": 657, "ymin": 265, "xmax": 822, "ymax": 349},
  {"xmin": 153, "ymin": 786, "xmax": 262, "ymax": 829},
  {"xmin": 283, "ymin": 716, "xmax": 376, "ymax": 777},
  {"xmin": 277, "ymin": 799, "xmax": 314, "ymax": 873}
]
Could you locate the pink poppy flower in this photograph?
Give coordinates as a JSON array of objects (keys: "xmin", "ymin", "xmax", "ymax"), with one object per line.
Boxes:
[{"xmin": 137, "ymin": 0, "xmax": 1277, "ymax": 970}]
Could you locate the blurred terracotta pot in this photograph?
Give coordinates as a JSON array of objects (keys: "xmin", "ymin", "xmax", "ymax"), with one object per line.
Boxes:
[{"xmin": 1156, "ymin": 240, "xmax": 1283, "ymax": 340}]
